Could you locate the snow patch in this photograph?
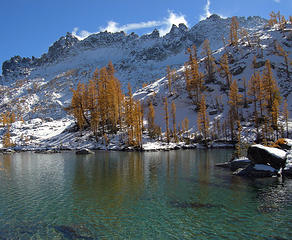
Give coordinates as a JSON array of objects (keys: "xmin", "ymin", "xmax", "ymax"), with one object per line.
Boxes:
[{"xmin": 252, "ymin": 144, "xmax": 287, "ymax": 159}]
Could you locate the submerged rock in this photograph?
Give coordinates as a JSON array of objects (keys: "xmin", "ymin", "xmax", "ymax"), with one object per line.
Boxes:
[
  {"xmin": 76, "ymin": 149, "xmax": 94, "ymax": 154},
  {"xmin": 215, "ymin": 162, "xmax": 231, "ymax": 168},
  {"xmin": 247, "ymin": 145, "xmax": 287, "ymax": 170},
  {"xmin": 54, "ymin": 225, "xmax": 93, "ymax": 239},
  {"xmin": 216, "ymin": 158, "xmax": 251, "ymax": 171},
  {"xmin": 230, "ymin": 157, "xmax": 251, "ymax": 171},
  {"xmin": 169, "ymin": 200, "xmax": 223, "ymax": 209},
  {"xmin": 233, "ymin": 164, "xmax": 278, "ymax": 178}
]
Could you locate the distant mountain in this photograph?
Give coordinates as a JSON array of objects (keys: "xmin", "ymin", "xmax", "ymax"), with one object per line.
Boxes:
[
  {"xmin": 0, "ymin": 14, "xmax": 291, "ymax": 150},
  {"xmin": 1, "ymin": 14, "xmax": 267, "ymax": 87}
]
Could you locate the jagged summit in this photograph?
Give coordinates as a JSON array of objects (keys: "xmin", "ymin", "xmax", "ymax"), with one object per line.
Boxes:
[
  {"xmin": 1, "ymin": 14, "xmax": 267, "ymax": 79},
  {"xmin": 207, "ymin": 14, "xmax": 222, "ymax": 20},
  {"xmin": 141, "ymin": 29, "xmax": 160, "ymax": 39}
]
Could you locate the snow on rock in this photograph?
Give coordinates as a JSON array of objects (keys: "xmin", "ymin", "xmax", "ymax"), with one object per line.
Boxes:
[
  {"xmin": 247, "ymin": 144, "xmax": 287, "ymax": 170},
  {"xmin": 232, "ymin": 157, "xmax": 250, "ymax": 162},
  {"xmin": 251, "ymin": 144, "xmax": 287, "ymax": 159}
]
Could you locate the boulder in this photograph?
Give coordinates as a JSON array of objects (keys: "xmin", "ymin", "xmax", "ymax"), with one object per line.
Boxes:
[
  {"xmin": 230, "ymin": 158, "xmax": 251, "ymax": 171},
  {"xmin": 233, "ymin": 164, "xmax": 278, "ymax": 178},
  {"xmin": 76, "ymin": 149, "xmax": 94, "ymax": 154},
  {"xmin": 247, "ymin": 144, "xmax": 287, "ymax": 170}
]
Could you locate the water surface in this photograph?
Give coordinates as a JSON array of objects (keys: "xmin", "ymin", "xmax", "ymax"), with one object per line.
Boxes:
[{"xmin": 0, "ymin": 150, "xmax": 291, "ymax": 239}]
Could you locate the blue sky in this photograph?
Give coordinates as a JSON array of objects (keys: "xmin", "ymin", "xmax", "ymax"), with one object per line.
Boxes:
[{"xmin": 0, "ymin": 0, "xmax": 291, "ymax": 69}]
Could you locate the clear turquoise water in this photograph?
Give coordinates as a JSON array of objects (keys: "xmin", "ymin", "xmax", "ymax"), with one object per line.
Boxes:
[{"xmin": 0, "ymin": 150, "xmax": 292, "ymax": 239}]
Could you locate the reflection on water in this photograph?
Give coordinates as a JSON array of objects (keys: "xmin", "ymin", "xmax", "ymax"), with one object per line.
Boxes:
[{"xmin": 0, "ymin": 150, "xmax": 292, "ymax": 239}]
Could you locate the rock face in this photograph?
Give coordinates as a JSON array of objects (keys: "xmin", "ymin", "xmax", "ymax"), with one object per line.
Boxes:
[{"xmin": 247, "ymin": 145, "xmax": 287, "ymax": 170}]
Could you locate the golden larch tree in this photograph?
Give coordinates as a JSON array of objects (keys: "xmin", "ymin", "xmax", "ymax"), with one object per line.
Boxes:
[
  {"xmin": 229, "ymin": 79, "xmax": 242, "ymax": 120},
  {"xmin": 147, "ymin": 101, "xmax": 157, "ymax": 139},
  {"xmin": 218, "ymin": 53, "xmax": 232, "ymax": 89},
  {"xmin": 230, "ymin": 16, "xmax": 239, "ymax": 46},
  {"xmin": 171, "ymin": 101, "xmax": 178, "ymax": 142},
  {"xmin": 276, "ymin": 42, "xmax": 290, "ymax": 79},
  {"xmin": 262, "ymin": 60, "xmax": 280, "ymax": 111},
  {"xmin": 197, "ymin": 95, "xmax": 209, "ymax": 142},
  {"xmin": 202, "ymin": 39, "xmax": 216, "ymax": 83},
  {"xmin": 164, "ymin": 97, "xmax": 170, "ymax": 144}
]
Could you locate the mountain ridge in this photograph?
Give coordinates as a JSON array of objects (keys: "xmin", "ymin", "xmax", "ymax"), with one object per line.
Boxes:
[{"xmin": 1, "ymin": 14, "xmax": 267, "ymax": 82}]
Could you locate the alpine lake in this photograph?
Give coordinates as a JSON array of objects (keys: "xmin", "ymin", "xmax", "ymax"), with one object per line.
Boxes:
[{"xmin": 0, "ymin": 149, "xmax": 291, "ymax": 239}]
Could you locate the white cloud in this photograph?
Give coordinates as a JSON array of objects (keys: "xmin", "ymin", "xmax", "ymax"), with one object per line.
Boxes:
[
  {"xmin": 274, "ymin": 0, "xmax": 280, "ymax": 2},
  {"xmin": 72, "ymin": 27, "xmax": 93, "ymax": 40},
  {"xmin": 72, "ymin": 11, "xmax": 188, "ymax": 40},
  {"xmin": 158, "ymin": 10, "xmax": 188, "ymax": 36},
  {"xmin": 200, "ymin": 0, "xmax": 211, "ymax": 21},
  {"xmin": 100, "ymin": 20, "xmax": 162, "ymax": 33},
  {"xmin": 199, "ymin": 0, "xmax": 227, "ymax": 21}
]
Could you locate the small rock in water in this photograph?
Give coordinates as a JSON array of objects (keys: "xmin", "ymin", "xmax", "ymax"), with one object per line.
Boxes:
[
  {"xmin": 230, "ymin": 158, "xmax": 251, "ymax": 171},
  {"xmin": 76, "ymin": 149, "xmax": 94, "ymax": 154}
]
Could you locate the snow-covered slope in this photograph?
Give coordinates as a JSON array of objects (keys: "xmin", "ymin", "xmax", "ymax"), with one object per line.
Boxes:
[
  {"xmin": 0, "ymin": 15, "xmax": 267, "ymax": 120},
  {"xmin": 134, "ymin": 23, "xmax": 292, "ymax": 138},
  {"xmin": 0, "ymin": 14, "xmax": 291, "ymax": 150}
]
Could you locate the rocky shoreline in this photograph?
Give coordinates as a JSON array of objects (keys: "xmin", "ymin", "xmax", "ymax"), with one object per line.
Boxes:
[
  {"xmin": 0, "ymin": 140, "xmax": 235, "ymax": 154},
  {"xmin": 216, "ymin": 139, "xmax": 292, "ymax": 178}
]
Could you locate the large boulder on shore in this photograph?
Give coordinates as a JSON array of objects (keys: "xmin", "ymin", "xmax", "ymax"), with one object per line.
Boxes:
[{"xmin": 247, "ymin": 144, "xmax": 287, "ymax": 170}]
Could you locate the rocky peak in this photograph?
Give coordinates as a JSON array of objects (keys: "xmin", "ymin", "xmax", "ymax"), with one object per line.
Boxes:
[
  {"xmin": 141, "ymin": 29, "xmax": 160, "ymax": 40},
  {"xmin": 46, "ymin": 32, "xmax": 79, "ymax": 61},
  {"xmin": 2, "ymin": 56, "xmax": 33, "ymax": 76},
  {"xmin": 178, "ymin": 23, "xmax": 188, "ymax": 32},
  {"xmin": 207, "ymin": 14, "xmax": 222, "ymax": 21},
  {"xmin": 164, "ymin": 23, "xmax": 188, "ymax": 40},
  {"xmin": 80, "ymin": 30, "xmax": 133, "ymax": 49}
]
